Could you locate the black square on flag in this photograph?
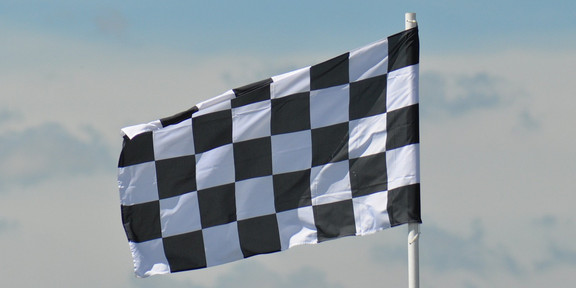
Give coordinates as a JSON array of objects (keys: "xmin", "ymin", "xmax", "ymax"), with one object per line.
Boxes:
[
  {"xmin": 238, "ymin": 214, "xmax": 281, "ymax": 258},
  {"xmin": 311, "ymin": 123, "xmax": 349, "ymax": 167},
  {"xmin": 310, "ymin": 53, "xmax": 350, "ymax": 90},
  {"xmin": 271, "ymin": 92, "xmax": 311, "ymax": 135},
  {"xmin": 156, "ymin": 155, "xmax": 196, "ymax": 199},
  {"xmin": 193, "ymin": 110, "xmax": 233, "ymax": 153},
  {"xmin": 350, "ymin": 152, "xmax": 388, "ymax": 197},
  {"xmin": 349, "ymin": 74, "xmax": 387, "ymax": 120},
  {"xmin": 198, "ymin": 183, "xmax": 236, "ymax": 228},
  {"xmin": 233, "ymin": 137, "xmax": 273, "ymax": 181},
  {"xmin": 386, "ymin": 104, "xmax": 419, "ymax": 150},
  {"xmin": 313, "ymin": 200, "xmax": 356, "ymax": 242},
  {"xmin": 273, "ymin": 169, "xmax": 312, "ymax": 212},
  {"xmin": 119, "ymin": 132, "xmax": 154, "ymax": 167},
  {"xmin": 163, "ymin": 230, "xmax": 207, "ymax": 272},
  {"xmin": 121, "ymin": 201, "xmax": 161, "ymax": 243}
]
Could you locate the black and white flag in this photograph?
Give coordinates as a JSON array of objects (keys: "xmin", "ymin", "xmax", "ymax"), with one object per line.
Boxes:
[{"xmin": 118, "ymin": 27, "xmax": 421, "ymax": 277}]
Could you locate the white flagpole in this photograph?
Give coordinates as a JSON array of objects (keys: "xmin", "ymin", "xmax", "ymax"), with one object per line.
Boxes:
[
  {"xmin": 408, "ymin": 222, "xmax": 420, "ymax": 288},
  {"xmin": 404, "ymin": 12, "xmax": 420, "ymax": 288}
]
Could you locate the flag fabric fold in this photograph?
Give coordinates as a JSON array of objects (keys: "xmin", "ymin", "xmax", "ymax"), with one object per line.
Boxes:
[{"xmin": 118, "ymin": 27, "xmax": 421, "ymax": 277}]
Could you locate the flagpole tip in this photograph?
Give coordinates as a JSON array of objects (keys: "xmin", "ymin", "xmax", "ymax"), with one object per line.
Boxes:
[{"xmin": 405, "ymin": 13, "xmax": 418, "ymax": 29}]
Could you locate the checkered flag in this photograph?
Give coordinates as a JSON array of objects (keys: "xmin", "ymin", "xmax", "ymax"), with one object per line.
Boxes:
[{"xmin": 118, "ymin": 27, "xmax": 421, "ymax": 277}]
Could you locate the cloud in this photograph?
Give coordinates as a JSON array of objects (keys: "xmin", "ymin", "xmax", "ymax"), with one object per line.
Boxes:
[
  {"xmin": 213, "ymin": 263, "xmax": 345, "ymax": 288},
  {"xmin": 0, "ymin": 109, "xmax": 22, "ymax": 125},
  {"xmin": 420, "ymin": 71, "xmax": 506, "ymax": 118},
  {"xmin": 368, "ymin": 216, "xmax": 576, "ymax": 288},
  {"xmin": 0, "ymin": 218, "xmax": 18, "ymax": 235},
  {"xmin": 0, "ymin": 122, "xmax": 115, "ymax": 188},
  {"xmin": 125, "ymin": 262, "xmax": 344, "ymax": 288},
  {"xmin": 422, "ymin": 221, "xmax": 522, "ymax": 275},
  {"xmin": 517, "ymin": 109, "xmax": 540, "ymax": 131},
  {"xmin": 127, "ymin": 276, "xmax": 203, "ymax": 288},
  {"xmin": 369, "ymin": 222, "xmax": 521, "ymax": 275},
  {"xmin": 419, "ymin": 69, "xmax": 544, "ymax": 134},
  {"xmin": 530, "ymin": 215, "xmax": 576, "ymax": 271},
  {"xmin": 536, "ymin": 244, "xmax": 576, "ymax": 271}
]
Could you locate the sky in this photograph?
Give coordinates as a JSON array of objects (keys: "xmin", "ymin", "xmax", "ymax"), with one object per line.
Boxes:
[{"xmin": 1, "ymin": 1, "xmax": 575, "ymax": 287}]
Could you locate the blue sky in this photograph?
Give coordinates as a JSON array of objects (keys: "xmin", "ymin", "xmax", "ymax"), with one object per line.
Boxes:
[
  {"xmin": 1, "ymin": 1, "xmax": 575, "ymax": 287},
  {"xmin": 3, "ymin": 1, "xmax": 575, "ymax": 54}
]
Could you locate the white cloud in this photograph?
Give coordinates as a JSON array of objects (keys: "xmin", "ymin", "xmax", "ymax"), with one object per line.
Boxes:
[
  {"xmin": 0, "ymin": 109, "xmax": 22, "ymax": 125},
  {"xmin": 0, "ymin": 174, "xmax": 130, "ymax": 287},
  {"xmin": 0, "ymin": 122, "xmax": 113, "ymax": 188},
  {"xmin": 0, "ymin": 218, "xmax": 18, "ymax": 235},
  {"xmin": 372, "ymin": 222, "xmax": 520, "ymax": 273},
  {"xmin": 420, "ymin": 71, "xmax": 509, "ymax": 118}
]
